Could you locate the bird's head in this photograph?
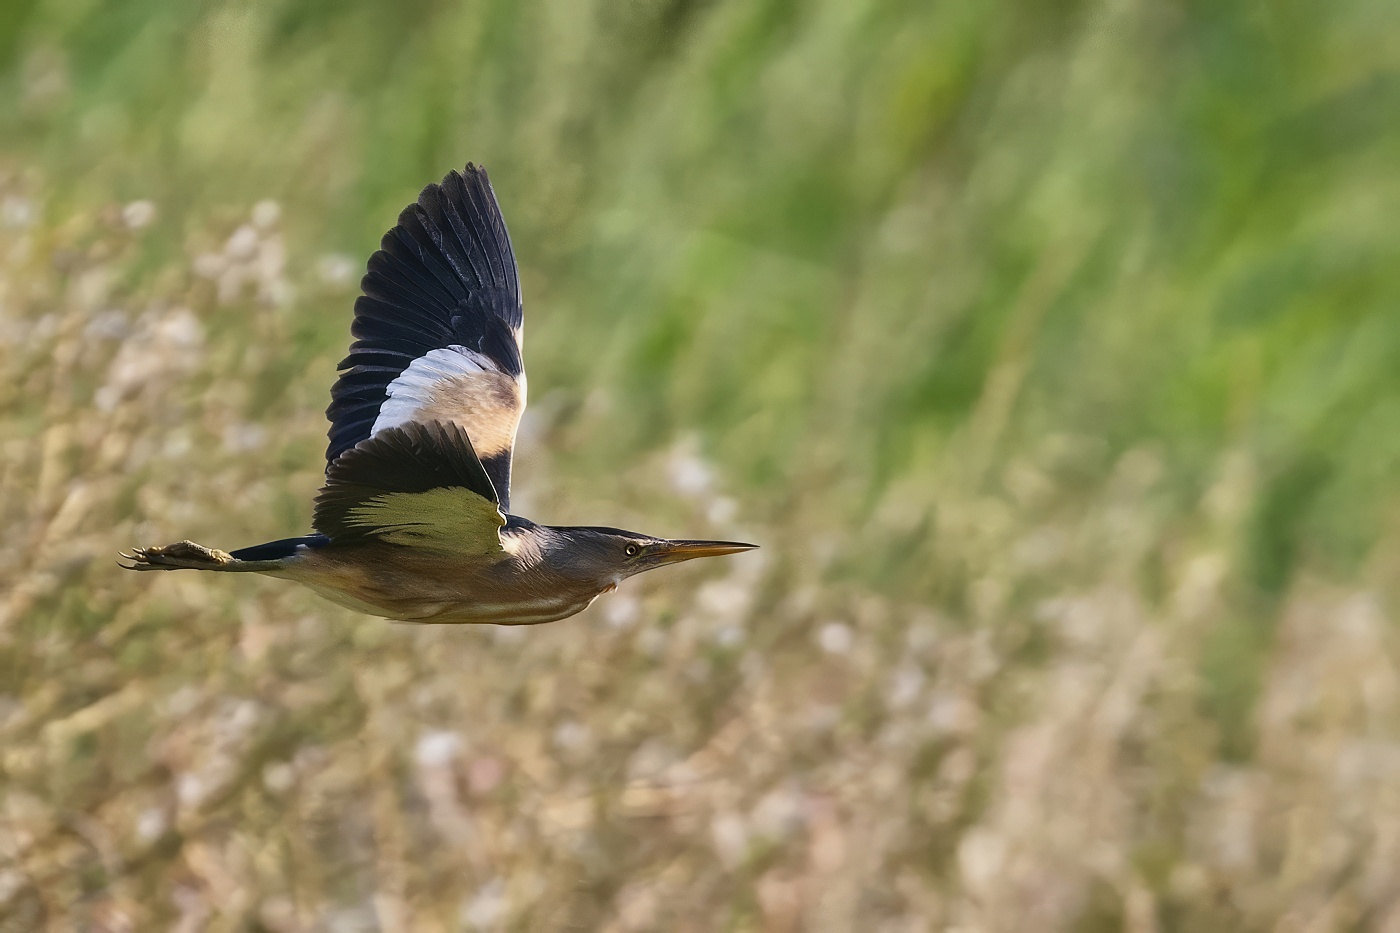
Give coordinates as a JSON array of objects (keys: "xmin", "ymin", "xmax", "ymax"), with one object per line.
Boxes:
[{"xmin": 545, "ymin": 525, "xmax": 757, "ymax": 590}]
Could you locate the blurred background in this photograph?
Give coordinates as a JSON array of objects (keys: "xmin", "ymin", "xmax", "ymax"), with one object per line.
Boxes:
[{"xmin": 2, "ymin": 0, "xmax": 1400, "ymax": 929}]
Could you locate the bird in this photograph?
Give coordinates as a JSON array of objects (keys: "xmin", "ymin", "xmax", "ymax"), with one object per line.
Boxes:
[{"xmin": 121, "ymin": 164, "xmax": 756, "ymax": 625}]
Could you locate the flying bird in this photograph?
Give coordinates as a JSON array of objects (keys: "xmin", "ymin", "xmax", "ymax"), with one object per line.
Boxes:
[{"xmin": 122, "ymin": 164, "xmax": 755, "ymax": 624}]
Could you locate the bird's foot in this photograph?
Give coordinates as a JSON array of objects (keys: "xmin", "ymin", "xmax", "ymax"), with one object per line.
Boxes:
[{"xmin": 119, "ymin": 540, "xmax": 236, "ymax": 571}]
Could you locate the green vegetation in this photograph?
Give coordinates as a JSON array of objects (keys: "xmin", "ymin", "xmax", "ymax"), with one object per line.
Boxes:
[{"xmin": 2, "ymin": 0, "xmax": 1399, "ymax": 928}]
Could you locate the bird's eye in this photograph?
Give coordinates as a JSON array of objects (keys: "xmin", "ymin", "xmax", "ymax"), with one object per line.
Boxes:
[{"xmin": 624, "ymin": 544, "xmax": 642, "ymax": 558}]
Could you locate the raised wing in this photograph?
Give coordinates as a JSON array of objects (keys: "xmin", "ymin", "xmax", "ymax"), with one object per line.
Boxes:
[
  {"xmin": 327, "ymin": 164, "xmax": 525, "ymax": 510},
  {"xmin": 314, "ymin": 420, "xmax": 505, "ymax": 556}
]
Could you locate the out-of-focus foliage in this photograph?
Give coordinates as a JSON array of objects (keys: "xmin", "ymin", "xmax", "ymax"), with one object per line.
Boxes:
[{"xmin": 2, "ymin": 0, "xmax": 1400, "ymax": 928}]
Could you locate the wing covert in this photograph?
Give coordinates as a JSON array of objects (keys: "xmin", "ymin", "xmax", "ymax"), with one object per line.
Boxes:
[
  {"xmin": 314, "ymin": 421, "xmax": 505, "ymax": 556},
  {"xmin": 327, "ymin": 164, "xmax": 526, "ymax": 510}
]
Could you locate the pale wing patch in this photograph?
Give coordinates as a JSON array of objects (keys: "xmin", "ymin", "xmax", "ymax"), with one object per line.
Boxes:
[
  {"xmin": 412, "ymin": 370, "xmax": 525, "ymax": 459},
  {"xmin": 344, "ymin": 487, "xmax": 505, "ymax": 556},
  {"xmin": 371, "ymin": 347, "xmax": 525, "ymax": 457}
]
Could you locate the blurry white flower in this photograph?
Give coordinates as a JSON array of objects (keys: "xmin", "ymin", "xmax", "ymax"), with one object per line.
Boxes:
[
  {"xmin": 122, "ymin": 199, "xmax": 156, "ymax": 230},
  {"xmin": 553, "ymin": 720, "xmax": 590, "ymax": 752},
  {"xmin": 713, "ymin": 624, "xmax": 744, "ymax": 648},
  {"xmin": 163, "ymin": 685, "xmax": 201, "ymax": 716},
  {"xmin": 492, "ymin": 625, "xmax": 525, "ymax": 645},
  {"xmin": 221, "ymin": 698, "xmax": 260, "ymax": 735},
  {"xmin": 216, "ymin": 265, "xmax": 247, "ymax": 303},
  {"xmin": 325, "ymin": 907, "xmax": 376, "ymax": 933},
  {"xmin": 262, "ymin": 761, "xmax": 296, "ymax": 794},
  {"xmin": 461, "ymin": 878, "xmax": 506, "ymax": 929},
  {"xmin": 20, "ymin": 46, "xmax": 69, "ymax": 112},
  {"xmin": 615, "ymin": 882, "xmax": 659, "ymax": 930},
  {"xmin": 193, "ymin": 253, "xmax": 227, "ymax": 279},
  {"xmin": 255, "ymin": 236, "xmax": 292, "ymax": 308},
  {"xmin": 750, "ymin": 785, "xmax": 805, "ymax": 840},
  {"xmin": 158, "ymin": 308, "xmax": 204, "ymax": 349},
  {"xmin": 707, "ymin": 496, "xmax": 738, "ymax": 524},
  {"xmin": 958, "ymin": 828, "xmax": 1007, "ymax": 894},
  {"xmin": 637, "ymin": 626, "xmax": 668, "ymax": 659},
  {"xmin": 817, "ymin": 621, "xmax": 853, "ymax": 655},
  {"xmin": 698, "ymin": 578, "xmax": 750, "ymax": 618},
  {"xmin": 626, "ymin": 740, "xmax": 679, "ymax": 781},
  {"xmin": 225, "ymin": 224, "xmax": 259, "ymax": 261},
  {"xmin": 294, "ymin": 745, "xmax": 329, "ymax": 773},
  {"xmin": 710, "ymin": 810, "xmax": 749, "ymax": 867},
  {"xmin": 222, "ymin": 422, "xmax": 266, "ymax": 454},
  {"xmin": 259, "ymin": 897, "xmax": 297, "ymax": 932},
  {"xmin": 251, "ymin": 199, "xmax": 281, "ymax": 230},
  {"xmin": 905, "ymin": 615, "xmax": 939, "ymax": 653},
  {"xmin": 667, "ymin": 441, "xmax": 713, "ymax": 498},
  {"xmin": 0, "ymin": 696, "xmax": 19, "ymax": 730},
  {"xmin": 30, "ymin": 313, "xmax": 58, "ymax": 342},
  {"xmin": 71, "ymin": 267, "xmax": 111, "ymax": 312},
  {"xmin": 926, "ymin": 691, "xmax": 978, "ymax": 736},
  {"xmin": 1012, "ymin": 526, "xmax": 1066, "ymax": 572},
  {"xmin": 1, "ymin": 195, "xmax": 35, "ymax": 229},
  {"xmin": 317, "ymin": 253, "xmax": 356, "ymax": 288},
  {"xmin": 1169, "ymin": 863, "xmax": 1210, "ymax": 901},
  {"xmin": 255, "ymin": 231, "xmax": 284, "ymax": 271},
  {"xmin": 603, "ymin": 593, "xmax": 640, "ymax": 629},
  {"xmin": 176, "ymin": 773, "xmax": 205, "ymax": 808},
  {"xmin": 84, "ymin": 310, "xmax": 129, "ymax": 341},
  {"xmin": 136, "ymin": 807, "xmax": 166, "ymax": 842},
  {"xmin": 886, "ymin": 664, "xmax": 926, "ymax": 709},
  {"xmin": 93, "ymin": 386, "xmax": 120, "ymax": 412},
  {"xmin": 266, "ymin": 279, "xmax": 296, "ymax": 308},
  {"xmin": 162, "ymin": 430, "xmax": 193, "ymax": 460},
  {"xmin": 0, "ymin": 869, "xmax": 23, "ymax": 905},
  {"xmin": 415, "ymin": 730, "xmax": 463, "ymax": 768}
]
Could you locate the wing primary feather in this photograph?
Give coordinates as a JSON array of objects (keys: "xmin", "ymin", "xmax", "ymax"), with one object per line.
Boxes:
[
  {"xmin": 392, "ymin": 212, "xmax": 473, "ymax": 302},
  {"xmin": 327, "ymin": 411, "xmax": 379, "ymax": 437},
  {"xmin": 361, "ymin": 271, "xmax": 458, "ymax": 332},
  {"xmin": 348, "ymin": 316, "xmax": 441, "ymax": 351},
  {"xmin": 353, "ymin": 293, "xmax": 453, "ymax": 340},
  {"xmin": 460, "ymin": 170, "xmax": 507, "ymax": 291},
  {"xmin": 431, "ymin": 174, "xmax": 492, "ymax": 292},
  {"xmin": 368, "ymin": 247, "xmax": 459, "ymax": 311},
  {"xmin": 477, "ymin": 167, "xmax": 523, "ymax": 307},
  {"xmin": 337, "ymin": 350, "xmax": 416, "ymax": 370},
  {"xmin": 463, "ymin": 167, "xmax": 506, "ymax": 287}
]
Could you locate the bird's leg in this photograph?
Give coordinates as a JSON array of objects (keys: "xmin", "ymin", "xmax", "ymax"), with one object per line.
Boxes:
[{"xmin": 120, "ymin": 540, "xmax": 239, "ymax": 571}]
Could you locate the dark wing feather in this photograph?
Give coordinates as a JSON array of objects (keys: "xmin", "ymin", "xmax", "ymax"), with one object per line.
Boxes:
[
  {"xmin": 326, "ymin": 164, "xmax": 526, "ymax": 510},
  {"xmin": 314, "ymin": 421, "xmax": 504, "ymax": 555}
]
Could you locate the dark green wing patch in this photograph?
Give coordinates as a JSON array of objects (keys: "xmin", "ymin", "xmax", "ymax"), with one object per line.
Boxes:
[{"xmin": 314, "ymin": 421, "xmax": 505, "ymax": 554}]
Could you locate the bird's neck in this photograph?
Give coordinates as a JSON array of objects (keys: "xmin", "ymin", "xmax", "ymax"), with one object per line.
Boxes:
[
  {"xmin": 503, "ymin": 518, "xmax": 615, "ymax": 590},
  {"xmin": 501, "ymin": 518, "xmax": 572, "ymax": 571}
]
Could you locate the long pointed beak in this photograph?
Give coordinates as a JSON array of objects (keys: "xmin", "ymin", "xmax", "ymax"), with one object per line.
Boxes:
[{"xmin": 652, "ymin": 539, "xmax": 759, "ymax": 565}]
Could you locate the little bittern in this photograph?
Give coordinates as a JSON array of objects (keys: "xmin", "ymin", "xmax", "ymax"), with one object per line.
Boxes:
[{"xmin": 122, "ymin": 164, "xmax": 755, "ymax": 624}]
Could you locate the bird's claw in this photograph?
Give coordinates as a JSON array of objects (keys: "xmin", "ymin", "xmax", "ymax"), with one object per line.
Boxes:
[{"xmin": 118, "ymin": 540, "xmax": 234, "ymax": 571}]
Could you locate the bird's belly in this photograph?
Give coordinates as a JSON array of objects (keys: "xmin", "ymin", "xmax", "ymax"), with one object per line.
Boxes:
[
  {"xmin": 420, "ymin": 593, "xmax": 599, "ymax": 626},
  {"xmin": 286, "ymin": 549, "xmax": 598, "ymax": 625}
]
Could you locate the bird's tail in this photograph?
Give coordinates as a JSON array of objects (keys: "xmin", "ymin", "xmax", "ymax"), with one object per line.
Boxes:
[{"xmin": 120, "ymin": 539, "xmax": 292, "ymax": 573}]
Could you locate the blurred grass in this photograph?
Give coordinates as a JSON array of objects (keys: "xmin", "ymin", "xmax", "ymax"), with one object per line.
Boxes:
[{"xmin": 3, "ymin": 0, "xmax": 1400, "ymax": 929}]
